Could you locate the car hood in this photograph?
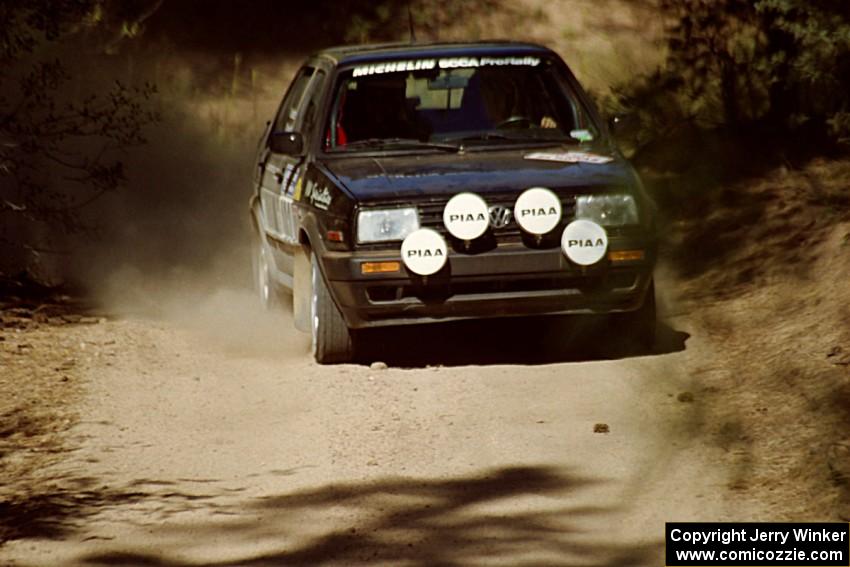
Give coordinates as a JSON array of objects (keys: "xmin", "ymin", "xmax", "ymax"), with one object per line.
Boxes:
[{"xmin": 319, "ymin": 146, "xmax": 636, "ymax": 203}]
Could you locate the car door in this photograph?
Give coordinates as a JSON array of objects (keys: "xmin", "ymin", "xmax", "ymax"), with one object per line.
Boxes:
[{"xmin": 258, "ymin": 65, "xmax": 327, "ymax": 282}]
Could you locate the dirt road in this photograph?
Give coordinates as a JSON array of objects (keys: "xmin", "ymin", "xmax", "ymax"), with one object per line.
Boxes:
[{"xmin": 0, "ymin": 282, "xmax": 773, "ymax": 567}]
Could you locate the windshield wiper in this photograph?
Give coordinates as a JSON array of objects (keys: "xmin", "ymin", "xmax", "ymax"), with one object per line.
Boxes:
[
  {"xmin": 523, "ymin": 136, "xmax": 581, "ymax": 145},
  {"xmin": 473, "ymin": 133, "xmax": 580, "ymax": 142},
  {"xmin": 445, "ymin": 132, "xmax": 581, "ymax": 150},
  {"xmin": 447, "ymin": 133, "xmax": 515, "ymax": 143},
  {"xmin": 336, "ymin": 138, "xmax": 459, "ymax": 152}
]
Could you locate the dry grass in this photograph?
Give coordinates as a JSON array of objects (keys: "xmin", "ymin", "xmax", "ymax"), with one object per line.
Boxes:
[
  {"xmin": 664, "ymin": 158, "xmax": 850, "ymax": 519},
  {"xmin": 0, "ymin": 297, "xmax": 99, "ymax": 542}
]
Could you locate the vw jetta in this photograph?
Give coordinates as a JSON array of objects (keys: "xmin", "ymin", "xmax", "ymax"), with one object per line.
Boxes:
[{"xmin": 250, "ymin": 41, "xmax": 657, "ymax": 363}]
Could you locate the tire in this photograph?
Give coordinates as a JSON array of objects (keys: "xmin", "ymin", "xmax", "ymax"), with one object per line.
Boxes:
[
  {"xmin": 310, "ymin": 252, "xmax": 354, "ymax": 364},
  {"xmin": 618, "ymin": 279, "xmax": 657, "ymax": 352},
  {"xmin": 253, "ymin": 232, "xmax": 280, "ymax": 310},
  {"xmin": 292, "ymin": 247, "xmax": 311, "ymax": 332}
]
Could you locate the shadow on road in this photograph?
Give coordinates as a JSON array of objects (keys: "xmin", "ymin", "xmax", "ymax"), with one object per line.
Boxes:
[
  {"xmin": 355, "ymin": 316, "xmax": 689, "ymax": 368},
  {"xmin": 72, "ymin": 466, "xmax": 662, "ymax": 566},
  {"xmin": 0, "ymin": 475, "xmax": 148, "ymax": 544}
]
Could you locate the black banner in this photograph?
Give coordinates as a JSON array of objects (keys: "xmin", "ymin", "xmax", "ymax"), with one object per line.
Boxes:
[{"xmin": 666, "ymin": 523, "xmax": 849, "ymax": 566}]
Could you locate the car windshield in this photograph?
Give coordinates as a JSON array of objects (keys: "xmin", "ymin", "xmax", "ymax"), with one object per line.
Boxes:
[{"xmin": 324, "ymin": 56, "xmax": 598, "ymax": 151}]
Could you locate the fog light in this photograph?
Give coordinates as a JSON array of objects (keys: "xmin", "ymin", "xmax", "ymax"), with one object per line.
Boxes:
[
  {"xmin": 608, "ymin": 250, "xmax": 645, "ymax": 262},
  {"xmin": 361, "ymin": 261, "xmax": 401, "ymax": 274}
]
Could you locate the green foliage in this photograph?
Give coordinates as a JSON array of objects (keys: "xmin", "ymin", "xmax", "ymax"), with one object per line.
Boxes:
[{"xmin": 608, "ymin": 0, "xmax": 850, "ymax": 149}]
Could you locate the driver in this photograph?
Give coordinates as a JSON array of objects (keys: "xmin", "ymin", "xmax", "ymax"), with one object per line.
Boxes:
[{"xmin": 478, "ymin": 68, "xmax": 557, "ymax": 129}]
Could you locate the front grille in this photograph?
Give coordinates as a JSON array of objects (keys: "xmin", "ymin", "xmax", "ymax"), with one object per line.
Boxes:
[
  {"xmin": 417, "ymin": 193, "xmax": 576, "ymax": 244},
  {"xmin": 349, "ymin": 193, "xmax": 577, "ymax": 251}
]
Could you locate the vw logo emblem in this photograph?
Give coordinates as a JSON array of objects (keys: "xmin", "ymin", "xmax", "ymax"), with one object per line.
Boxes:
[{"xmin": 488, "ymin": 205, "xmax": 512, "ymax": 229}]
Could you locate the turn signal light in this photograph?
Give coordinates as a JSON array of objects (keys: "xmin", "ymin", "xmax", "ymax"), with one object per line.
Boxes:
[
  {"xmin": 361, "ymin": 261, "xmax": 401, "ymax": 274},
  {"xmin": 326, "ymin": 230, "xmax": 345, "ymax": 242},
  {"xmin": 608, "ymin": 250, "xmax": 645, "ymax": 262}
]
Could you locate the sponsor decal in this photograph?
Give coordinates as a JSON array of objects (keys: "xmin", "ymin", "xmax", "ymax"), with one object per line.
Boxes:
[
  {"xmin": 514, "ymin": 187, "xmax": 562, "ymax": 235},
  {"xmin": 569, "ymin": 129, "xmax": 594, "ymax": 143},
  {"xmin": 401, "ymin": 228, "xmax": 448, "ymax": 276},
  {"xmin": 282, "ymin": 164, "xmax": 297, "ymax": 196},
  {"xmin": 438, "ymin": 56, "xmax": 540, "ymax": 69},
  {"xmin": 443, "ymin": 192, "xmax": 489, "ymax": 240},
  {"xmin": 353, "ymin": 59, "xmax": 437, "ymax": 77},
  {"xmin": 308, "ymin": 184, "xmax": 332, "ymax": 210},
  {"xmin": 352, "ymin": 56, "xmax": 541, "ymax": 77},
  {"xmin": 561, "ymin": 220, "xmax": 608, "ymax": 266},
  {"xmin": 524, "ymin": 151, "xmax": 614, "ymax": 165}
]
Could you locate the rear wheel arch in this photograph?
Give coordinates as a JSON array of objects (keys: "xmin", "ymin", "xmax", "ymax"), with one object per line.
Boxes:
[{"xmin": 298, "ymin": 228, "xmax": 312, "ymax": 251}]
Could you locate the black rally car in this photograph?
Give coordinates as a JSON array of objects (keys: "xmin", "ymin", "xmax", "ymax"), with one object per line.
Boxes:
[{"xmin": 250, "ymin": 41, "xmax": 657, "ymax": 363}]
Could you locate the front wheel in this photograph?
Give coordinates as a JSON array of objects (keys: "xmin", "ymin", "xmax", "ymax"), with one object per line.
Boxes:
[{"xmin": 310, "ymin": 253, "xmax": 354, "ymax": 364}]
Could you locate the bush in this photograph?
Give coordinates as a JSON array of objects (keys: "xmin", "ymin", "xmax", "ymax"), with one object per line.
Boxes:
[{"xmin": 606, "ymin": 0, "xmax": 850, "ymax": 149}]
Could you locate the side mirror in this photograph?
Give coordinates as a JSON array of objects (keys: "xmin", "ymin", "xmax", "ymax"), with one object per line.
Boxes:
[{"xmin": 269, "ymin": 131, "xmax": 304, "ymax": 155}]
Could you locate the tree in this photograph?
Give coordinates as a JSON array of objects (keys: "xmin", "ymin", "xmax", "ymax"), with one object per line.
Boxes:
[
  {"xmin": 756, "ymin": 0, "xmax": 850, "ymax": 136},
  {"xmin": 0, "ymin": 0, "xmax": 158, "ymax": 258},
  {"xmin": 609, "ymin": 0, "xmax": 850, "ymax": 148}
]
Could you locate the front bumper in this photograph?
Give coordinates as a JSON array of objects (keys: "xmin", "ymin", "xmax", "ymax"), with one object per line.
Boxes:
[{"xmin": 322, "ymin": 239, "xmax": 656, "ymax": 329}]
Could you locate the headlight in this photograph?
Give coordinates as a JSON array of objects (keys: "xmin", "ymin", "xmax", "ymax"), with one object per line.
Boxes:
[
  {"xmin": 357, "ymin": 208, "xmax": 420, "ymax": 243},
  {"xmin": 575, "ymin": 194, "xmax": 638, "ymax": 226}
]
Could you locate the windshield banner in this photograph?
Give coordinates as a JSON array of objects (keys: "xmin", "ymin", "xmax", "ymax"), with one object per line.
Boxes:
[{"xmin": 353, "ymin": 56, "xmax": 541, "ymax": 77}]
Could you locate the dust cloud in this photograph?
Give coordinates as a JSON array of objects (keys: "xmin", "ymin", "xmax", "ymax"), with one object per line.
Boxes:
[{"xmin": 63, "ymin": 53, "xmax": 305, "ymax": 356}]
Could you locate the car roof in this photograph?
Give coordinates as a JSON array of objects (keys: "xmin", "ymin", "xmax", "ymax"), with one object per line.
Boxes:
[{"xmin": 315, "ymin": 40, "xmax": 555, "ymax": 66}]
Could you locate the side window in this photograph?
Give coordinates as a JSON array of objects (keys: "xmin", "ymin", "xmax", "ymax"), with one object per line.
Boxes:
[
  {"xmin": 273, "ymin": 66, "xmax": 315, "ymax": 133},
  {"xmin": 299, "ymin": 70, "xmax": 327, "ymax": 139},
  {"xmin": 550, "ymin": 69, "xmax": 595, "ymax": 136}
]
